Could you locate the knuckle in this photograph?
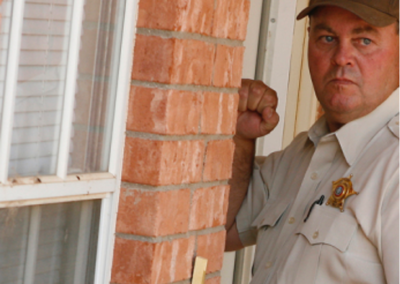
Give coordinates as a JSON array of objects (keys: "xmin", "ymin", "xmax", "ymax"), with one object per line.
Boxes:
[
  {"xmin": 238, "ymin": 88, "xmax": 248, "ymax": 100},
  {"xmin": 263, "ymin": 93, "xmax": 277, "ymax": 105},
  {"xmin": 249, "ymin": 83, "xmax": 266, "ymax": 98}
]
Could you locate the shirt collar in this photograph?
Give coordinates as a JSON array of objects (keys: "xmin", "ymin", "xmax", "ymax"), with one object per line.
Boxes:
[
  {"xmin": 308, "ymin": 88, "xmax": 399, "ymax": 166},
  {"xmin": 308, "ymin": 115, "xmax": 329, "ymax": 146}
]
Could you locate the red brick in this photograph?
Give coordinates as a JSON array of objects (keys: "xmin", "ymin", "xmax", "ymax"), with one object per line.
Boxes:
[
  {"xmin": 112, "ymin": 237, "xmax": 195, "ymax": 284},
  {"xmin": 111, "ymin": 238, "xmax": 154, "ymax": 284},
  {"xmin": 170, "ymin": 39, "xmax": 215, "ymax": 85},
  {"xmin": 122, "ymin": 138, "xmax": 205, "ymax": 186},
  {"xmin": 203, "ymin": 139, "xmax": 235, "ymax": 181},
  {"xmin": 206, "ymin": 276, "xmax": 221, "ymax": 284},
  {"xmin": 127, "ymin": 86, "xmax": 201, "ymax": 135},
  {"xmin": 131, "ymin": 35, "xmax": 175, "ymax": 83},
  {"xmin": 132, "ymin": 35, "xmax": 215, "ymax": 85},
  {"xmin": 189, "ymin": 185, "xmax": 230, "ymax": 230},
  {"xmin": 196, "ymin": 231, "xmax": 226, "ymax": 273},
  {"xmin": 212, "ymin": 0, "xmax": 250, "ymax": 40},
  {"xmin": 117, "ymin": 188, "xmax": 191, "ymax": 236},
  {"xmin": 201, "ymin": 92, "xmax": 239, "ymax": 134},
  {"xmin": 213, "ymin": 45, "xmax": 245, "ymax": 88},
  {"xmin": 137, "ymin": 0, "xmax": 215, "ymax": 35}
]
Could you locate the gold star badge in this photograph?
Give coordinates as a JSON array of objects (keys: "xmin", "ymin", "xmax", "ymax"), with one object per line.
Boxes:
[{"xmin": 326, "ymin": 174, "xmax": 358, "ymax": 212}]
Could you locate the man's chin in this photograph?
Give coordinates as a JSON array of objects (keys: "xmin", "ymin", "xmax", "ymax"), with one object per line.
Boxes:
[{"xmin": 322, "ymin": 95, "xmax": 359, "ymax": 112}]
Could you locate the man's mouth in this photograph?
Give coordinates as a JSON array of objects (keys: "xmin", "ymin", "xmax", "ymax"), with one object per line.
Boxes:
[{"xmin": 330, "ymin": 78, "xmax": 355, "ymax": 85}]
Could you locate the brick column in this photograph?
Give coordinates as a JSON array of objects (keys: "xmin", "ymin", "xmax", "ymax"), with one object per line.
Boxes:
[{"xmin": 111, "ymin": 1, "xmax": 250, "ymax": 283}]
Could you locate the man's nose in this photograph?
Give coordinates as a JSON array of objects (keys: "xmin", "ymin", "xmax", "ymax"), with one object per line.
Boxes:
[{"xmin": 330, "ymin": 42, "xmax": 355, "ymax": 67}]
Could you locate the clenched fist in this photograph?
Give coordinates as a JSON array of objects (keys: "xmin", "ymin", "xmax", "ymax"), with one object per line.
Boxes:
[{"xmin": 236, "ymin": 79, "xmax": 279, "ymax": 140}]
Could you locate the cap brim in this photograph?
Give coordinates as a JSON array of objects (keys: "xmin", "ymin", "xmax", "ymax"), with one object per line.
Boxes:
[{"xmin": 297, "ymin": 0, "xmax": 397, "ymax": 27}]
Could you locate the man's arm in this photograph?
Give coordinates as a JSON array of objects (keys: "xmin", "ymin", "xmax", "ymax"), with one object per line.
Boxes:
[
  {"xmin": 225, "ymin": 79, "xmax": 279, "ymax": 251},
  {"xmin": 225, "ymin": 136, "xmax": 255, "ymax": 251}
]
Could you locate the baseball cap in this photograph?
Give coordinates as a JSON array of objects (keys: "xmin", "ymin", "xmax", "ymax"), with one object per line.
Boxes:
[{"xmin": 297, "ymin": 0, "xmax": 399, "ymax": 27}]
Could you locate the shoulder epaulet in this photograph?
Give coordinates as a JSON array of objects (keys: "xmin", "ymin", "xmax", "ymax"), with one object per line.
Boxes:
[{"xmin": 387, "ymin": 114, "xmax": 399, "ymax": 139}]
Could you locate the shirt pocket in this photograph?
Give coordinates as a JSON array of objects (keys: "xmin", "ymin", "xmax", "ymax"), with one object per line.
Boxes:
[
  {"xmin": 252, "ymin": 199, "xmax": 291, "ymax": 229},
  {"xmin": 280, "ymin": 206, "xmax": 358, "ymax": 284},
  {"xmin": 295, "ymin": 205, "xmax": 357, "ymax": 252}
]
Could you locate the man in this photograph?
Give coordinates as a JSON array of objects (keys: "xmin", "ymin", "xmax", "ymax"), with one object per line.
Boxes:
[{"xmin": 225, "ymin": 0, "xmax": 399, "ymax": 283}]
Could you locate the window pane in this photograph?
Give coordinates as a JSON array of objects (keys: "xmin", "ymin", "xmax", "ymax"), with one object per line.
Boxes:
[
  {"xmin": 0, "ymin": 0, "xmax": 13, "ymax": 132},
  {"xmin": 0, "ymin": 200, "xmax": 101, "ymax": 284},
  {"xmin": 6, "ymin": 0, "xmax": 124, "ymax": 178},
  {"xmin": 9, "ymin": 0, "xmax": 73, "ymax": 178},
  {"xmin": 68, "ymin": 0, "xmax": 122, "ymax": 174}
]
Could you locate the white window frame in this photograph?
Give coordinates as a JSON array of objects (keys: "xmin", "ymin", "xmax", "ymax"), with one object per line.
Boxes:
[
  {"xmin": 221, "ymin": 0, "xmax": 304, "ymax": 283},
  {"xmin": 0, "ymin": 0, "xmax": 139, "ymax": 282}
]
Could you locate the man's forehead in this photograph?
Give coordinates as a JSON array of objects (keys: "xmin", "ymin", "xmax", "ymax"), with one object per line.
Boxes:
[{"xmin": 311, "ymin": 22, "xmax": 380, "ymax": 35}]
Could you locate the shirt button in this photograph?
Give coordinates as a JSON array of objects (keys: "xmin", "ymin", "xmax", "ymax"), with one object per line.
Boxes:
[
  {"xmin": 313, "ymin": 231, "xmax": 319, "ymax": 239},
  {"xmin": 288, "ymin": 217, "xmax": 295, "ymax": 224},
  {"xmin": 311, "ymin": 172, "xmax": 318, "ymax": 180},
  {"xmin": 265, "ymin": 261, "xmax": 272, "ymax": 269}
]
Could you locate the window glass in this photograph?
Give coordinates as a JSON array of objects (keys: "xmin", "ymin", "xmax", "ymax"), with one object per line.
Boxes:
[
  {"xmin": 0, "ymin": 200, "xmax": 101, "ymax": 284},
  {"xmin": 9, "ymin": 0, "xmax": 72, "ymax": 177},
  {"xmin": 69, "ymin": 0, "xmax": 121, "ymax": 174},
  {"xmin": 0, "ymin": 0, "xmax": 13, "ymax": 137},
  {"xmin": 7, "ymin": 0, "xmax": 123, "ymax": 178}
]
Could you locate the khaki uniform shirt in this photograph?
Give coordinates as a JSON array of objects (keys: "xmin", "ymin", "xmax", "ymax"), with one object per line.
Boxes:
[{"xmin": 236, "ymin": 90, "xmax": 399, "ymax": 284}]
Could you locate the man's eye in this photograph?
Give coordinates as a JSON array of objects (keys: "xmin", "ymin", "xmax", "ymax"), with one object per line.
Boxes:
[
  {"xmin": 323, "ymin": 36, "xmax": 334, "ymax": 43},
  {"xmin": 361, "ymin": 38, "xmax": 372, "ymax": 45}
]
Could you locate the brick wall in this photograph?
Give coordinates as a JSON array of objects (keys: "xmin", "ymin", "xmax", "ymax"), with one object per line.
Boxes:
[{"xmin": 111, "ymin": 0, "xmax": 250, "ymax": 283}]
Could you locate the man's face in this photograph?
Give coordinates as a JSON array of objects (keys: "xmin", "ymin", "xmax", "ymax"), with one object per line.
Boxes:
[{"xmin": 308, "ymin": 6, "xmax": 399, "ymax": 131}]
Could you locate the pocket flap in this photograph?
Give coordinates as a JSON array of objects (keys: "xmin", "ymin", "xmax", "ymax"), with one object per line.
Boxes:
[
  {"xmin": 252, "ymin": 199, "xmax": 291, "ymax": 229},
  {"xmin": 295, "ymin": 206, "xmax": 357, "ymax": 252}
]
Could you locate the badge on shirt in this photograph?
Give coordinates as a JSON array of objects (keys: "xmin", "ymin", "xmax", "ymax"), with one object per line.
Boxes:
[{"xmin": 326, "ymin": 174, "xmax": 358, "ymax": 212}]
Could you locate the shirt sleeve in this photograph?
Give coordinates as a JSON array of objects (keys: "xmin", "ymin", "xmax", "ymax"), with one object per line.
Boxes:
[
  {"xmin": 235, "ymin": 133, "xmax": 309, "ymax": 247},
  {"xmin": 236, "ymin": 156, "xmax": 270, "ymax": 246},
  {"xmin": 380, "ymin": 169, "xmax": 399, "ymax": 284}
]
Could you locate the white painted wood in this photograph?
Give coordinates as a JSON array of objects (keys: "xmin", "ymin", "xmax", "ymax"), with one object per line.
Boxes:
[
  {"xmin": 56, "ymin": 0, "xmax": 85, "ymax": 179},
  {"xmin": 0, "ymin": 0, "xmax": 25, "ymax": 184},
  {"xmin": 221, "ymin": 0, "xmax": 264, "ymax": 283},
  {"xmin": 292, "ymin": 27, "xmax": 318, "ymax": 137},
  {"xmin": 74, "ymin": 201, "xmax": 93, "ymax": 284},
  {"xmin": 233, "ymin": 246, "xmax": 255, "ymax": 284},
  {"xmin": 228, "ymin": 1, "xmax": 301, "ymax": 284},
  {"xmin": 94, "ymin": 195, "xmax": 112, "ymax": 284},
  {"xmin": 100, "ymin": 0, "xmax": 126, "ymax": 173},
  {"xmin": 282, "ymin": 0, "xmax": 310, "ymax": 148},
  {"xmin": 107, "ymin": 0, "xmax": 138, "ymax": 176},
  {"xmin": 221, "ymin": 251, "xmax": 236, "ymax": 284},
  {"xmin": 258, "ymin": 0, "xmax": 298, "ymax": 157},
  {"xmin": 0, "ymin": 177, "xmax": 116, "ymax": 206},
  {"xmin": 23, "ymin": 206, "xmax": 41, "ymax": 284},
  {"xmin": 0, "ymin": 192, "xmax": 108, "ymax": 209},
  {"xmin": 94, "ymin": 0, "xmax": 139, "ymax": 282},
  {"xmin": 241, "ymin": 0, "xmax": 264, "ymax": 80}
]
